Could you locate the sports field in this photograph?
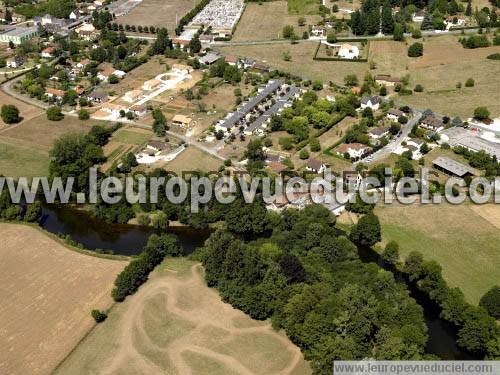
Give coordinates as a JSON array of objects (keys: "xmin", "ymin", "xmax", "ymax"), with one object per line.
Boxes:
[
  {"xmin": 55, "ymin": 257, "xmax": 310, "ymax": 375},
  {"xmin": 0, "ymin": 224, "xmax": 126, "ymax": 375},
  {"xmin": 375, "ymin": 203, "xmax": 500, "ymax": 304}
]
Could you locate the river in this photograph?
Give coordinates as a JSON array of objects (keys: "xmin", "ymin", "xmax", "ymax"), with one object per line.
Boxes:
[{"xmin": 37, "ymin": 204, "xmax": 475, "ymax": 360}]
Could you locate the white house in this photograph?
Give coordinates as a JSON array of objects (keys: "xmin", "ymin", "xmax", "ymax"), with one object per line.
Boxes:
[
  {"xmin": 97, "ymin": 66, "xmax": 126, "ymax": 81},
  {"xmin": 360, "ymin": 96, "xmax": 381, "ymax": 111},
  {"xmin": 69, "ymin": 9, "xmax": 81, "ymax": 20},
  {"xmin": 338, "ymin": 43, "xmax": 359, "ymax": 59},
  {"xmin": 386, "ymin": 108, "xmax": 404, "ymax": 121},
  {"xmin": 368, "ymin": 127, "xmax": 389, "ymax": 140},
  {"xmin": 311, "ymin": 26, "xmax": 326, "ymax": 38},
  {"xmin": 336, "ymin": 143, "xmax": 371, "ymax": 159},
  {"xmin": 306, "ymin": 158, "xmax": 327, "ymax": 174},
  {"xmin": 123, "ymin": 89, "xmax": 142, "ymax": 103},
  {"xmin": 101, "ymin": 102, "xmax": 124, "ymax": 119},
  {"xmin": 412, "ymin": 11, "xmax": 425, "ymax": 22}
]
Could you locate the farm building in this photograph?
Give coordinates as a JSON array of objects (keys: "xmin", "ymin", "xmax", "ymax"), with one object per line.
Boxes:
[{"xmin": 432, "ymin": 157, "xmax": 474, "ymax": 178}]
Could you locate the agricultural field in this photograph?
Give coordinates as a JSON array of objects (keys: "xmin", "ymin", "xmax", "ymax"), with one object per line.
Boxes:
[
  {"xmin": 115, "ymin": 0, "xmax": 198, "ymax": 30},
  {"xmin": 0, "ymin": 114, "xmax": 103, "ymax": 177},
  {"xmin": 216, "ymin": 42, "xmax": 369, "ymax": 84},
  {"xmin": 55, "ymin": 257, "xmax": 310, "ymax": 375},
  {"xmin": 375, "ymin": 203, "xmax": 500, "ymax": 304},
  {"xmin": 369, "ymin": 36, "xmax": 500, "ymax": 117},
  {"xmin": 0, "ymin": 224, "xmax": 126, "ymax": 375},
  {"xmin": 233, "ymin": 1, "xmax": 321, "ymax": 41}
]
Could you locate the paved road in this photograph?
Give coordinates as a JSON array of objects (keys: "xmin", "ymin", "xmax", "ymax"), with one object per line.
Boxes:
[{"xmin": 363, "ymin": 112, "xmax": 422, "ymax": 165}]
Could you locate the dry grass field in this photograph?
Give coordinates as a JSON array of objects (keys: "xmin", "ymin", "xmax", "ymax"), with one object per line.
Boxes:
[
  {"xmin": 370, "ymin": 36, "xmax": 500, "ymax": 117},
  {"xmin": 233, "ymin": 1, "xmax": 321, "ymax": 41},
  {"xmin": 55, "ymin": 257, "xmax": 311, "ymax": 375},
  {"xmin": 0, "ymin": 90, "xmax": 43, "ymax": 127},
  {"xmin": 216, "ymin": 42, "xmax": 369, "ymax": 83},
  {"xmin": 375, "ymin": 203, "xmax": 500, "ymax": 304},
  {"xmin": 0, "ymin": 114, "xmax": 103, "ymax": 177},
  {"xmin": 115, "ymin": 0, "xmax": 198, "ymax": 30},
  {"xmin": 0, "ymin": 224, "xmax": 126, "ymax": 375},
  {"xmin": 164, "ymin": 147, "xmax": 222, "ymax": 174}
]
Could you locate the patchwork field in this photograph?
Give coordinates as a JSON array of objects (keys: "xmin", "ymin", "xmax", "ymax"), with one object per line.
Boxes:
[
  {"xmin": 0, "ymin": 224, "xmax": 126, "ymax": 375},
  {"xmin": 370, "ymin": 36, "xmax": 500, "ymax": 117},
  {"xmin": 375, "ymin": 203, "xmax": 500, "ymax": 304},
  {"xmin": 115, "ymin": 0, "xmax": 198, "ymax": 30},
  {"xmin": 55, "ymin": 257, "xmax": 310, "ymax": 375},
  {"xmin": 233, "ymin": 1, "xmax": 321, "ymax": 41}
]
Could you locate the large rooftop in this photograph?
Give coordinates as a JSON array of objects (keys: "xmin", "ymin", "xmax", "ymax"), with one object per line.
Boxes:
[{"xmin": 432, "ymin": 156, "xmax": 474, "ymax": 177}]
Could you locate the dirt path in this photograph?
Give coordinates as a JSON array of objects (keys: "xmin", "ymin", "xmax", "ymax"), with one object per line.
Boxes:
[{"xmin": 99, "ymin": 262, "xmax": 307, "ymax": 375}]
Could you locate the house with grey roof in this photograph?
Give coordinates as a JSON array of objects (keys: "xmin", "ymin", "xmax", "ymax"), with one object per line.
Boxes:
[{"xmin": 360, "ymin": 96, "xmax": 381, "ymax": 111}]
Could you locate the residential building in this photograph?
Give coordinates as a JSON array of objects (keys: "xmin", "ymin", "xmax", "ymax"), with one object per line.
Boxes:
[
  {"xmin": 45, "ymin": 88, "xmax": 65, "ymax": 100},
  {"xmin": 146, "ymin": 141, "xmax": 169, "ymax": 153},
  {"xmin": 41, "ymin": 46, "xmax": 55, "ymax": 58},
  {"xmin": 97, "ymin": 66, "xmax": 126, "ymax": 81},
  {"xmin": 69, "ymin": 10, "xmax": 81, "ymax": 20},
  {"xmin": 75, "ymin": 23, "xmax": 96, "ymax": 40},
  {"xmin": 306, "ymin": 158, "xmax": 327, "ymax": 174},
  {"xmin": 0, "ymin": 26, "xmax": 38, "ymax": 45},
  {"xmin": 11, "ymin": 13, "xmax": 26, "ymax": 24},
  {"xmin": 199, "ymin": 52, "xmax": 221, "ymax": 65},
  {"xmin": 172, "ymin": 114, "xmax": 193, "ymax": 128},
  {"xmin": 311, "ymin": 26, "xmax": 326, "ymax": 37},
  {"xmin": 225, "ymin": 55, "xmax": 239, "ymax": 66},
  {"xmin": 368, "ymin": 127, "xmax": 389, "ymax": 140},
  {"xmin": 375, "ymin": 75, "xmax": 401, "ymax": 87},
  {"xmin": 123, "ymin": 89, "xmax": 143, "ymax": 103},
  {"xmin": 386, "ymin": 108, "xmax": 404, "ymax": 121},
  {"xmin": 87, "ymin": 91, "xmax": 108, "ymax": 103},
  {"xmin": 412, "ymin": 11, "xmax": 425, "ymax": 22},
  {"xmin": 338, "ymin": 43, "xmax": 360, "ymax": 59},
  {"xmin": 336, "ymin": 143, "xmax": 371, "ymax": 159},
  {"xmin": 130, "ymin": 104, "xmax": 147, "ymax": 117},
  {"xmin": 101, "ymin": 102, "xmax": 125, "ymax": 118},
  {"xmin": 360, "ymin": 96, "xmax": 381, "ymax": 111},
  {"xmin": 420, "ymin": 115, "xmax": 444, "ymax": 132},
  {"xmin": 7, "ymin": 55, "xmax": 26, "ymax": 68}
]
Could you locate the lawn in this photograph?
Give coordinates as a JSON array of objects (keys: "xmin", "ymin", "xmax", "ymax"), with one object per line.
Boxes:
[
  {"xmin": 163, "ymin": 147, "xmax": 222, "ymax": 174},
  {"xmin": 233, "ymin": 1, "xmax": 321, "ymax": 41},
  {"xmin": 111, "ymin": 128, "xmax": 152, "ymax": 145},
  {"xmin": 375, "ymin": 203, "xmax": 500, "ymax": 304},
  {"xmin": 288, "ymin": 0, "xmax": 320, "ymax": 14},
  {"xmin": 0, "ymin": 140, "xmax": 50, "ymax": 178},
  {"xmin": 0, "ymin": 224, "xmax": 126, "ymax": 375},
  {"xmin": 55, "ymin": 257, "xmax": 310, "ymax": 374}
]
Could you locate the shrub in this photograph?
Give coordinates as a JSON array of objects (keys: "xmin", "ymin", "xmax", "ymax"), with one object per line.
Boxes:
[
  {"xmin": 299, "ymin": 148, "xmax": 310, "ymax": 159},
  {"xmin": 379, "ymin": 86, "xmax": 387, "ymax": 96},
  {"xmin": 465, "ymin": 78, "xmax": 475, "ymax": 87},
  {"xmin": 1, "ymin": 104, "xmax": 21, "ymax": 124},
  {"xmin": 486, "ymin": 53, "xmax": 500, "ymax": 60},
  {"xmin": 414, "ymin": 84, "xmax": 424, "ymax": 92},
  {"xmin": 473, "ymin": 106, "xmax": 490, "ymax": 120},
  {"xmin": 479, "ymin": 286, "xmax": 500, "ymax": 319},
  {"xmin": 46, "ymin": 106, "xmax": 64, "ymax": 121},
  {"xmin": 78, "ymin": 109, "xmax": 90, "ymax": 120},
  {"xmin": 91, "ymin": 309, "xmax": 107, "ymax": 323},
  {"xmin": 408, "ymin": 42, "xmax": 423, "ymax": 57}
]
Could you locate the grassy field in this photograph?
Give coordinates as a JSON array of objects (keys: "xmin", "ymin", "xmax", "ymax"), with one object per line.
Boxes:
[
  {"xmin": 288, "ymin": 0, "xmax": 319, "ymax": 14},
  {"xmin": 0, "ymin": 224, "xmax": 126, "ymax": 375},
  {"xmin": 233, "ymin": 1, "xmax": 321, "ymax": 41},
  {"xmin": 0, "ymin": 90, "xmax": 43, "ymax": 127},
  {"xmin": 375, "ymin": 203, "xmax": 500, "ymax": 304},
  {"xmin": 115, "ymin": 0, "xmax": 198, "ymax": 30},
  {"xmin": 370, "ymin": 36, "xmax": 500, "ymax": 117},
  {"xmin": 55, "ymin": 257, "xmax": 310, "ymax": 375},
  {"xmin": 112, "ymin": 128, "xmax": 152, "ymax": 145},
  {"xmin": 0, "ymin": 114, "xmax": 103, "ymax": 177},
  {"xmin": 164, "ymin": 147, "xmax": 222, "ymax": 174},
  {"xmin": 216, "ymin": 42, "xmax": 369, "ymax": 83}
]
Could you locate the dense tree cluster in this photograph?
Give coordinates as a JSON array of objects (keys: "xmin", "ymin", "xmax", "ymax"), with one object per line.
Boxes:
[
  {"xmin": 112, "ymin": 234, "xmax": 181, "ymax": 301},
  {"xmin": 197, "ymin": 206, "xmax": 428, "ymax": 374}
]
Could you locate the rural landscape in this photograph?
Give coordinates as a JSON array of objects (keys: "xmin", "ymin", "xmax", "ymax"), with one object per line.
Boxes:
[{"xmin": 0, "ymin": 0, "xmax": 499, "ymax": 374}]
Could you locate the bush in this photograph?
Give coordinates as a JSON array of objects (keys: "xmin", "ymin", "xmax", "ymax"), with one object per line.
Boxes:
[
  {"xmin": 299, "ymin": 148, "xmax": 310, "ymax": 159},
  {"xmin": 379, "ymin": 86, "xmax": 387, "ymax": 96},
  {"xmin": 465, "ymin": 78, "xmax": 475, "ymax": 87},
  {"xmin": 310, "ymin": 138, "xmax": 321, "ymax": 152},
  {"xmin": 473, "ymin": 106, "xmax": 490, "ymax": 120},
  {"xmin": 486, "ymin": 53, "xmax": 500, "ymax": 60},
  {"xmin": 414, "ymin": 84, "xmax": 424, "ymax": 92},
  {"xmin": 479, "ymin": 286, "xmax": 500, "ymax": 319},
  {"xmin": 78, "ymin": 109, "xmax": 90, "ymax": 120},
  {"xmin": 408, "ymin": 42, "xmax": 423, "ymax": 57},
  {"xmin": 1, "ymin": 104, "xmax": 21, "ymax": 124},
  {"xmin": 46, "ymin": 106, "xmax": 64, "ymax": 121},
  {"xmin": 91, "ymin": 309, "xmax": 107, "ymax": 323}
]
